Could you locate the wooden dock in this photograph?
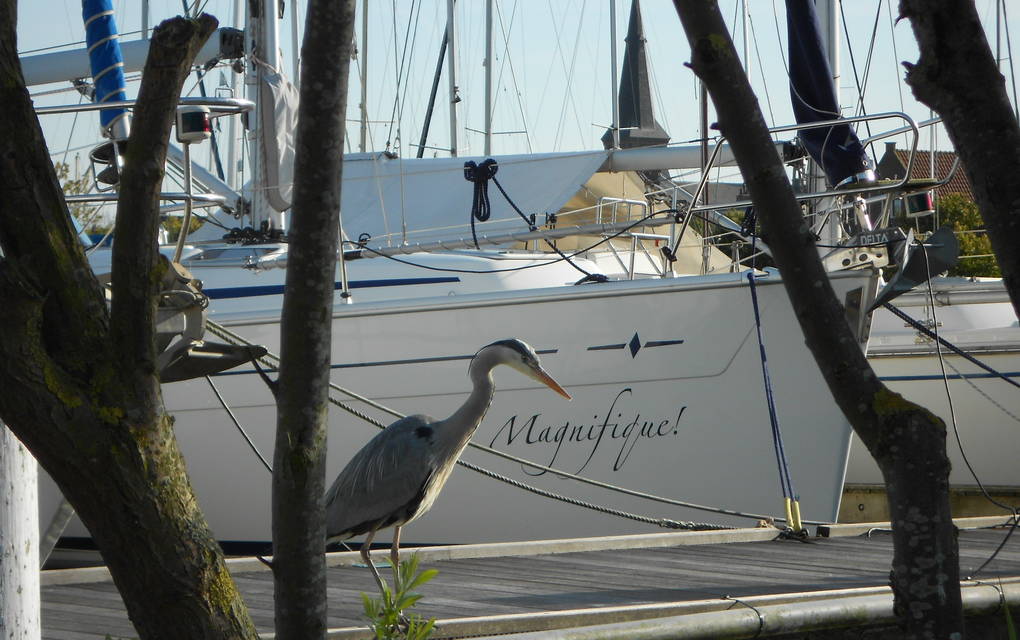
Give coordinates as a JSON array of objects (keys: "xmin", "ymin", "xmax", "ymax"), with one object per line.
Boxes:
[{"xmin": 40, "ymin": 517, "xmax": 1020, "ymax": 639}]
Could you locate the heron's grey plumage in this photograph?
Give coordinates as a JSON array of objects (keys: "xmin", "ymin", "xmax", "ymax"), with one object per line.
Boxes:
[
  {"xmin": 324, "ymin": 413, "xmax": 441, "ymax": 540},
  {"xmin": 323, "ymin": 338, "xmax": 570, "ymax": 595}
]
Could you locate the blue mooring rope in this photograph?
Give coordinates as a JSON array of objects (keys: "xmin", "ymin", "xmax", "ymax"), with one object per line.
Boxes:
[
  {"xmin": 745, "ymin": 209, "xmax": 800, "ymax": 525},
  {"xmin": 747, "ymin": 269, "xmax": 797, "ymax": 503}
]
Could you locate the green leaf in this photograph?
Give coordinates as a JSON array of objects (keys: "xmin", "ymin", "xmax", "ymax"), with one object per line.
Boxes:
[
  {"xmin": 361, "ymin": 592, "xmax": 379, "ymax": 617},
  {"xmin": 397, "ymin": 593, "xmax": 424, "ymax": 610},
  {"xmin": 406, "ymin": 568, "xmax": 439, "ymax": 592}
]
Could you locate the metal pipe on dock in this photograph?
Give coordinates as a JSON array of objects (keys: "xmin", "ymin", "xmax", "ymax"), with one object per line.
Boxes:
[{"xmin": 465, "ymin": 580, "xmax": 1020, "ymax": 640}]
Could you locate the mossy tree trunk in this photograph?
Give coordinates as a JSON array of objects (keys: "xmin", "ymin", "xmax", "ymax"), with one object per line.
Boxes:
[
  {"xmin": 0, "ymin": 8, "xmax": 258, "ymax": 640},
  {"xmin": 270, "ymin": 1, "xmax": 356, "ymax": 638},
  {"xmin": 900, "ymin": 0, "xmax": 1020, "ymax": 320},
  {"xmin": 671, "ymin": 3, "xmax": 963, "ymax": 638}
]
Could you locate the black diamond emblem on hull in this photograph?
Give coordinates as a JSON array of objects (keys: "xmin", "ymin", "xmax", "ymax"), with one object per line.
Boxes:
[{"xmin": 629, "ymin": 333, "xmax": 642, "ymax": 358}]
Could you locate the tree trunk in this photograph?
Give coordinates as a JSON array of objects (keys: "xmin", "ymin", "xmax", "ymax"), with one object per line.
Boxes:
[
  {"xmin": 271, "ymin": 1, "xmax": 356, "ymax": 638},
  {"xmin": 0, "ymin": 422, "xmax": 40, "ymax": 640},
  {"xmin": 670, "ymin": 3, "xmax": 963, "ymax": 638},
  {"xmin": 900, "ymin": 0, "xmax": 1020, "ymax": 320},
  {"xmin": 0, "ymin": 10, "xmax": 257, "ymax": 640}
]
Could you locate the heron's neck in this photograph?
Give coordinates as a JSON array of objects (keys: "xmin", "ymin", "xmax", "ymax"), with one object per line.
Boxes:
[{"xmin": 440, "ymin": 351, "xmax": 498, "ymax": 455}]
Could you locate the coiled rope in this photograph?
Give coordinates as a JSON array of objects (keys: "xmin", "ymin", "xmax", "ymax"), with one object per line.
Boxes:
[
  {"xmin": 463, "ymin": 159, "xmax": 497, "ymax": 249},
  {"xmin": 203, "ymin": 320, "xmax": 818, "ymax": 529},
  {"xmin": 463, "ymin": 158, "xmax": 608, "ymax": 284}
]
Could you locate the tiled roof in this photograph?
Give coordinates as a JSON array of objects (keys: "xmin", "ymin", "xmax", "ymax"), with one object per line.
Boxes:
[{"xmin": 877, "ymin": 144, "xmax": 973, "ymax": 200}]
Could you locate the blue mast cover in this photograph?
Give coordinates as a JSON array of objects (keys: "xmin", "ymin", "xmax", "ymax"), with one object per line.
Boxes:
[
  {"xmin": 82, "ymin": 0, "xmax": 128, "ymax": 137},
  {"xmin": 787, "ymin": 0, "xmax": 872, "ymax": 187}
]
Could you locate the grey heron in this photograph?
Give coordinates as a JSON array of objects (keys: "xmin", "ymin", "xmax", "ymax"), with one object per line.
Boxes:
[{"xmin": 325, "ymin": 338, "xmax": 570, "ymax": 594}]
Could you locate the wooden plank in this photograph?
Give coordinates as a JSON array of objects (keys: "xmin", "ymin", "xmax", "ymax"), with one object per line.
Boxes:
[
  {"xmin": 819, "ymin": 514, "xmax": 1016, "ymax": 537},
  {"xmin": 38, "ymin": 528, "xmax": 1020, "ymax": 639}
]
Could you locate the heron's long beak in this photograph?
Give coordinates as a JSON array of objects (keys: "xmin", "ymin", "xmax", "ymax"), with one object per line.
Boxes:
[{"xmin": 534, "ymin": 367, "xmax": 571, "ymax": 400}]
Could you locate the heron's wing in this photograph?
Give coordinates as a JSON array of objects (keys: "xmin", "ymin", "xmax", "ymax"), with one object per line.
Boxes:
[{"xmin": 325, "ymin": 414, "xmax": 440, "ymax": 540}]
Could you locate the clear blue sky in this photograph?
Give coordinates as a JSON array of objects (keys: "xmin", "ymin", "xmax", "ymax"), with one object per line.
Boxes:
[{"xmin": 16, "ymin": 0, "xmax": 1020, "ymax": 173}]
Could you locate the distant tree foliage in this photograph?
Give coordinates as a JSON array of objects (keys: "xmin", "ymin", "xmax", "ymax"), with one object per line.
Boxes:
[
  {"xmin": 162, "ymin": 214, "xmax": 204, "ymax": 242},
  {"xmin": 886, "ymin": 193, "xmax": 999, "ymax": 279},
  {"xmin": 937, "ymin": 194, "xmax": 999, "ymax": 278},
  {"xmin": 53, "ymin": 160, "xmax": 105, "ymax": 231}
]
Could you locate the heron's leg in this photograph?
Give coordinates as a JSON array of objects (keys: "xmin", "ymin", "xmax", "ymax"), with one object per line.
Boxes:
[
  {"xmin": 390, "ymin": 526, "xmax": 402, "ymax": 584},
  {"xmin": 360, "ymin": 528, "xmax": 387, "ymax": 596},
  {"xmin": 390, "ymin": 526, "xmax": 411, "ymax": 631}
]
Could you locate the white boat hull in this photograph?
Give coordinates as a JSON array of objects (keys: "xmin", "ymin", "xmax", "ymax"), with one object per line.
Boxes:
[
  {"xmin": 850, "ymin": 281, "xmax": 1020, "ymax": 489},
  {"xmin": 41, "ymin": 267, "xmax": 875, "ymax": 546}
]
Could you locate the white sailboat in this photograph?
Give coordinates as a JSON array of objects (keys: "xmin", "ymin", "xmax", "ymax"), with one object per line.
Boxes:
[
  {"xmin": 25, "ymin": 0, "xmax": 972, "ymax": 554},
  {"xmin": 847, "ymin": 278, "xmax": 1020, "ymax": 516}
]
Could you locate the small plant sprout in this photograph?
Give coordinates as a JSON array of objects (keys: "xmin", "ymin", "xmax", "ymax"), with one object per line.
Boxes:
[{"xmin": 361, "ymin": 554, "xmax": 438, "ymax": 640}]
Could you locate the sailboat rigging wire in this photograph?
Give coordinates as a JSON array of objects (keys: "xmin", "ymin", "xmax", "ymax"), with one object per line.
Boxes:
[
  {"xmin": 204, "ymin": 375, "xmax": 273, "ymax": 473},
  {"xmin": 859, "ymin": 7, "xmax": 881, "ymax": 117},
  {"xmin": 489, "ymin": 171, "xmax": 606, "ymax": 281},
  {"xmin": 204, "ymin": 320, "xmax": 799, "ymax": 527},
  {"xmin": 384, "ymin": 0, "xmax": 422, "ymax": 152},
  {"xmin": 919, "ymin": 247, "xmax": 1019, "ymax": 518},
  {"xmin": 1002, "ymin": 0, "xmax": 1020, "ymax": 121},
  {"xmin": 838, "ymin": 0, "xmax": 882, "ymax": 146},
  {"xmin": 384, "ymin": 0, "xmax": 425, "ymax": 244},
  {"xmin": 58, "ymin": 95, "xmax": 88, "ymax": 167},
  {"xmin": 495, "ymin": 0, "xmax": 533, "ymax": 153},
  {"xmin": 747, "ymin": 10, "xmax": 777, "ymax": 126},
  {"xmin": 351, "ymin": 208, "xmax": 659, "ymax": 276},
  {"xmin": 396, "ymin": 0, "xmax": 425, "ymax": 146},
  {"xmin": 346, "ymin": 207, "xmax": 753, "ymax": 277},
  {"xmin": 943, "ymin": 357, "xmax": 1020, "ymax": 425},
  {"xmin": 881, "ymin": 303, "xmax": 1020, "ymax": 392},
  {"xmin": 547, "ymin": 0, "xmax": 587, "ymax": 151},
  {"xmin": 885, "ymin": 0, "xmax": 906, "ymax": 113}
]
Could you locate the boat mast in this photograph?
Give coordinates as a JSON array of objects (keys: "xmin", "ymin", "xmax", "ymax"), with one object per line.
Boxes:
[
  {"xmin": 446, "ymin": 0, "xmax": 460, "ymax": 157},
  {"xmin": 742, "ymin": 0, "xmax": 750, "ymax": 78},
  {"xmin": 226, "ymin": 0, "xmax": 243, "ymax": 190},
  {"xmin": 262, "ymin": 0, "xmax": 281, "ymax": 72},
  {"xmin": 484, "ymin": 0, "xmax": 493, "ymax": 155},
  {"xmin": 359, "ymin": 0, "xmax": 368, "ymax": 152},
  {"xmin": 244, "ymin": 2, "xmax": 258, "ymax": 227},
  {"xmin": 609, "ymin": 0, "xmax": 621, "ymax": 149},
  {"xmin": 997, "ymin": 0, "xmax": 1002, "ymax": 74},
  {"xmin": 290, "ymin": 0, "xmax": 301, "ymax": 87},
  {"xmin": 247, "ymin": 0, "xmax": 284, "ymax": 231}
]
